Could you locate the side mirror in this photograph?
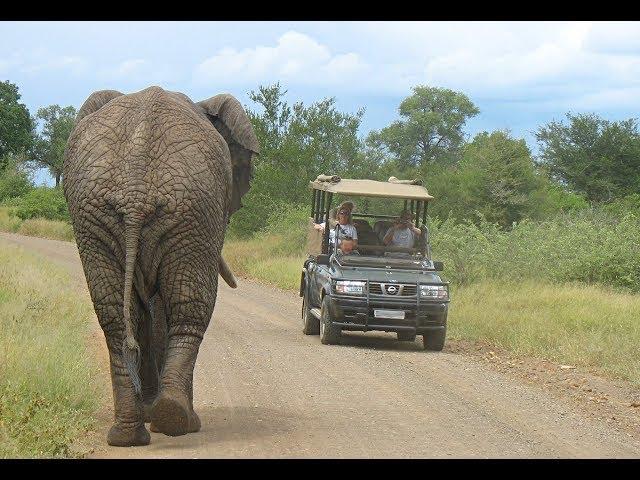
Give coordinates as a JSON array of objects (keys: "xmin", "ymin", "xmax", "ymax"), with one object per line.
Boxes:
[
  {"xmin": 433, "ymin": 261, "xmax": 444, "ymax": 271},
  {"xmin": 316, "ymin": 254, "xmax": 331, "ymax": 266}
]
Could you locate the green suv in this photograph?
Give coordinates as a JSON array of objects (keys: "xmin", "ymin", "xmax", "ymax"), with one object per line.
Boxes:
[{"xmin": 300, "ymin": 175, "xmax": 450, "ymax": 350}]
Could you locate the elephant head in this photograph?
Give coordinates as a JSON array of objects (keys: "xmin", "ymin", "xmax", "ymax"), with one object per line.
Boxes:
[{"xmin": 197, "ymin": 94, "xmax": 259, "ymax": 216}]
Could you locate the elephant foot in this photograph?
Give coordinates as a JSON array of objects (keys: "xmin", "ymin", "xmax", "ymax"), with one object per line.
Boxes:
[
  {"xmin": 190, "ymin": 410, "xmax": 201, "ymax": 432},
  {"xmin": 150, "ymin": 390, "xmax": 197, "ymax": 436},
  {"xmin": 107, "ymin": 423, "xmax": 150, "ymax": 447},
  {"xmin": 151, "ymin": 410, "xmax": 200, "ymax": 433}
]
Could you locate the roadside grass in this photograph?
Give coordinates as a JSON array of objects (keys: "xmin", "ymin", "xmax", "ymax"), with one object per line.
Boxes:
[
  {"xmin": 448, "ymin": 281, "xmax": 640, "ymax": 385},
  {"xmin": 224, "ymin": 234, "xmax": 640, "ymax": 387},
  {"xmin": 223, "ymin": 234, "xmax": 306, "ymax": 291},
  {"xmin": 0, "ymin": 207, "xmax": 22, "ymax": 233},
  {"xmin": 0, "ymin": 241, "xmax": 100, "ymax": 458},
  {"xmin": 0, "ymin": 207, "xmax": 74, "ymax": 242}
]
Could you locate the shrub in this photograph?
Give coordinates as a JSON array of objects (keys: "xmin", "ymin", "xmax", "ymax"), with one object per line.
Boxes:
[
  {"xmin": 0, "ymin": 159, "xmax": 33, "ymax": 202},
  {"xmin": 11, "ymin": 187, "xmax": 70, "ymax": 222}
]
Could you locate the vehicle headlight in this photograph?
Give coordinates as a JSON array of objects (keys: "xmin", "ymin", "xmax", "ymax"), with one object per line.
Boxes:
[
  {"xmin": 419, "ymin": 285, "xmax": 448, "ymax": 300},
  {"xmin": 335, "ymin": 280, "xmax": 366, "ymax": 295}
]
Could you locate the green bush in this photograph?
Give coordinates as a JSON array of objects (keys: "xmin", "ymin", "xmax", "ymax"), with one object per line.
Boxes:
[
  {"xmin": 429, "ymin": 208, "xmax": 640, "ymax": 292},
  {"xmin": 11, "ymin": 187, "xmax": 70, "ymax": 222},
  {"xmin": 0, "ymin": 160, "xmax": 33, "ymax": 202}
]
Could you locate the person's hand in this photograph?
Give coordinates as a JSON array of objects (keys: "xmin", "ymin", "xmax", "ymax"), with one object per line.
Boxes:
[
  {"xmin": 341, "ymin": 239, "xmax": 355, "ymax": 253},
  {"xmin": 314, "ymin": 223, "xmax": 323, "ymax": 231}
]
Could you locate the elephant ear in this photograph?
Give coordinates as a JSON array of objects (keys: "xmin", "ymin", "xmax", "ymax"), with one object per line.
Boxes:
[
  {"xmin": 197, "ymin": 94, "xmax": 259, "ymax": 216},
  {"xmin": 76, "ymin": 90, "xmax": 124, "ymax": 123}
]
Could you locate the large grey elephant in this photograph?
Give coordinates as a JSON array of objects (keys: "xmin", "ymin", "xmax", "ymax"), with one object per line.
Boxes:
[{"xmin": 63, "ymin": 86, "xmax": 258, "ymax": 446}]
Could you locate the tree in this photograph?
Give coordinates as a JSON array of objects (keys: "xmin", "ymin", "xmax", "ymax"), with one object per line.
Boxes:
[
  {"xmin": 32, "ymin": 105, "xmax": 77, "ymax": 187},
  {"xmin": 430, "ymin": 131, "xmax": 542, "ymax": 228},
  {"xmin": 230, "ymin": 84, "xmax": 366, "ymax": 235},
  {"xmin": 368, "ymin": 85, "xmax": 479, "ymax": 171},
  {"xmin": 536, "ymin": 113, "xmax": 640, "ymax": 203},
  {"xmin": 0, "ymin": 81, "xmax": 34, "ymax": 170}
]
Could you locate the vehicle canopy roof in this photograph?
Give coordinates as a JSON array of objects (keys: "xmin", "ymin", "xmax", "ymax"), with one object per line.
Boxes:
[{"xmin": 309, "ymin": 175, "xmax": 434, "ymax": 201}]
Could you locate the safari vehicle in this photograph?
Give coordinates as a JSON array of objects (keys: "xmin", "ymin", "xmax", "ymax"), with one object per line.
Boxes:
[{"xmin": 300, "ymin": 175, "xmax": 450, "ymax": 350}]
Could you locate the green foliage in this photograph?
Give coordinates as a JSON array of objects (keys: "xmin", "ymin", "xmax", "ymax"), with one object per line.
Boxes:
[
  {"xmin": 31, "ymin": 105, "xmax": 77, "ymax": 187},
  {"xmin": 230, "ymin": 84, "xmax": 365, "ymax": 236},
  {"xmin": 259, "ymin": 203, "xmax": 310, "ymax": 250},
  {"xmin": 0, "ymin": 81, "xmax": 34, "ymax": 167},
  {"xmin": 601, "ymin": 193, "xmax": 640, "ymax": 219},
  {"xmin": 368, "ymin": 85, "xmax": 479, "ymax": 169},
  {"xmin": 0, "ymin": 154, "xmax": 33, "ymax": 202},
  {"xmin": 536, "ymin": 113, "xmax": 640, "ymax": 203},
  {"xmin": 457, "ymin": 130, "xmax": 542, "ymax": 227},
  {"xmin": 429, "ymin": 209, "xmax": 640, "ymax": 292},
  {"xmin": 425, "ymin": 131, "xmax": 573, "ymax": 228},
  {"xmin": 10, "ymin": 187, "xmax": 70, "ymax": 222}
]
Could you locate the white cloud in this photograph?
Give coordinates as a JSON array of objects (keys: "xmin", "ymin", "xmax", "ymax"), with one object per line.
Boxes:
[
  {"xmin": 193, "ymin": 31, "xmax": 368, "ymax": 88},
  {"xmin": 189, "ymin": 22, "xmax": 640, "ymax": 109}
]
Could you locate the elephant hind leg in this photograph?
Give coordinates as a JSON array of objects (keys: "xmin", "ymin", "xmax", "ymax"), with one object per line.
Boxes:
[
  {"xmin": 150, "ymin": 243, "xmax": 218, "ymax": 436},
  {"xmin": 77, "ymin": 239, "xmax": 151, "ymax": 447},
  {"xmin": 141, "ymin": 292, "xmax": 167, "ymax": 423}
]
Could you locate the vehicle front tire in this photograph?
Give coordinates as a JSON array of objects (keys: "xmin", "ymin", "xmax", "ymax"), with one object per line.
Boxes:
[
  {"xmin": 422, "ymin": 326, "xmax": 446, "ymax": 351},
  {"xmin": 320, "ymin": 296, "xmax": 341, "ymax": 345},
  {"xmin": 302, "ymin": 281, "xmax": 320, "ymax": 335},
  {"xmin": 397, "ymin": 331, "xmax": 416, "ymax": 342}
]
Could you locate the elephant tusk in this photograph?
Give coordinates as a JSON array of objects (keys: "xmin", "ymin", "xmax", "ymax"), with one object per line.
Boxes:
[{"xmin": 219, "ymin": 256, "xmax": 237, "ymax": 288}]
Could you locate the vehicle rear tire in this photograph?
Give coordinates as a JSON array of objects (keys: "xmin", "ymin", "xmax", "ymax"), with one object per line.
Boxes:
[
  {"xmin": 320, "ymin": 296, "xmax": 341, "ymax": 345},
  {"xmin": 397, "ymin": 331, "xmax": 416, "ymax": 342},
  {"xmin": 422, "ymin": 326, "xmax": 446, "ymax": 351},
  {"xmin": 302, "ymin": 281, "xmax": 320, "ymax": 335}
]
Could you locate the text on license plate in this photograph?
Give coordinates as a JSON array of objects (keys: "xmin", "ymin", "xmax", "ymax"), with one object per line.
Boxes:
[{"xmin": 374, "ymin": 309, "xmax": 405, "ymax": 319}]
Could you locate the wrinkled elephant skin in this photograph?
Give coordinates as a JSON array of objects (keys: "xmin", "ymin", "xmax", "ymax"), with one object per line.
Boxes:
[{"xmin": 63, "ymin": 86, "xmax": 258, "ymax": 446}]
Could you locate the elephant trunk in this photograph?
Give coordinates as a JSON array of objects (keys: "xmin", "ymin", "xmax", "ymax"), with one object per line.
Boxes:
[
  {"xmin": 122, "ymin": 215, "xmax": 143, "ymax": 396},
  {"xmin": 219, "ymin": 256, "xmax": 237, "ymax": 288}
]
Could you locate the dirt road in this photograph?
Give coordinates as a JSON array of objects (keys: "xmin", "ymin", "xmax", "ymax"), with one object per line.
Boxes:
[{"xmin": 2, "ymin": 231, "xmax": 640, "ymax": 458}]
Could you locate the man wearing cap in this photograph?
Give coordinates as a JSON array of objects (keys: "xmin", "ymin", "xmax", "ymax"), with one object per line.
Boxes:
[
  {"xmin": 383, "ymin": 210, "xmax": 421, "ymax": 248},
  {"xmin": 314, "ymin": 201, "xmax": 358, "ymax": 254}
]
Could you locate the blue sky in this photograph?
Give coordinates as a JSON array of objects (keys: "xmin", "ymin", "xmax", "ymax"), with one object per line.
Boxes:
[{"xmin": 2, "ymin": 21, "xmax": 640, "ymax": 185}]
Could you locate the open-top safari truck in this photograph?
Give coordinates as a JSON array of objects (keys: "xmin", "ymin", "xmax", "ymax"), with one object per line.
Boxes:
[{"xmin": 300, "ymin": 175, "xmax": 450, "ymax": 350}]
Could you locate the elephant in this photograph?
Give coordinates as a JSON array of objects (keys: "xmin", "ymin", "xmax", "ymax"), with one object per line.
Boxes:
[{"xmin": 63, "ymin": 86, "xmax": 258, "ymax": 447}]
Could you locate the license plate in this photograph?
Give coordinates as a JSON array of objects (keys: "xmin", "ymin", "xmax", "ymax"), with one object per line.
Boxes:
[{"xmin": 374, "ymin": 309, "xmax": 405, "ymax": 319}]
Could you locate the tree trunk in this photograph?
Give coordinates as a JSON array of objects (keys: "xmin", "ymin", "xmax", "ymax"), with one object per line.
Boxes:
[{"xmin": 55, "ymin": 173, "xmax": 60, "ymax": 188}]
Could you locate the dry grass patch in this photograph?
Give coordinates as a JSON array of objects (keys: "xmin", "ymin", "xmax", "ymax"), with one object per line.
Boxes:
[
  {"xmin": 17, "ymin": 218, "xmax": 75, "ymax": 242},
  {"xmin": 223, "ymin": 235, "xmax": 306, "ymax": 291},
  {"xmin": 0, "ymin": 207, "xmax": 74, "ymax": 242}
]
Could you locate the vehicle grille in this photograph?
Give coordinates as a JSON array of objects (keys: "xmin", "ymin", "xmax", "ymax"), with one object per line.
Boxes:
[{"xmin": 369, "ymin": 282, "xmax": 416, "ymax": 297}]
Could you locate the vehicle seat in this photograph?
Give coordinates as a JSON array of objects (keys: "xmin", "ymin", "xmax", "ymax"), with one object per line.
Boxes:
[
  {"xmin": 357, "ymin": 229, "xmax": 381, "ymax": 246},
  {"xmin": 373, "ymin": 220, "xmax": 393, "ymax": 242},
  {"xmin": 353, "ymin": 219, "xmax": 373, "ymax": 232}
]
